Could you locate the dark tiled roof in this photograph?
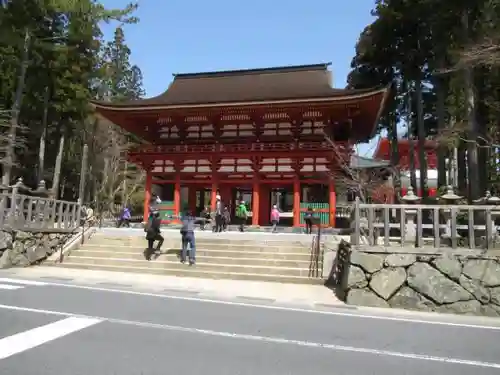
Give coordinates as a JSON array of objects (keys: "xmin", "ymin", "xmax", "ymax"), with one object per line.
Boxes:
[
  {"xmin": 93, "ymin": 63, "xmax": 383, "ymax": 107},
  {"xmin": 350, "ymin": 155, "xmax": 390, "ymax": 169}
]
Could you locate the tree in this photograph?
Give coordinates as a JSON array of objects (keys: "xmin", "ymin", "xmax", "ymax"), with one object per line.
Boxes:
[
  {"xmin": 347, "ymin": 0, "xmax": 500, "ymax": 200},
  {"xmin": 0, "ymin": 0, "xmax": 142, "ymax": 208},
  {"xmin": 99, "ymin": 26, "xmax": 145, "ymax": 101}
]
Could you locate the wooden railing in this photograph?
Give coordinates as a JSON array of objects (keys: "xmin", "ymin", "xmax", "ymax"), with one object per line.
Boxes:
[
  {"xmin": 130, "ymin": 141, "xmax": 338, "ymax": 155},
  {"xmin": 0, "ymin": 191, "xmax": 81, "ymax": 232},
  {"xmin": 351, "ymin": 198, "xmax": 500, "ymax": 250}
]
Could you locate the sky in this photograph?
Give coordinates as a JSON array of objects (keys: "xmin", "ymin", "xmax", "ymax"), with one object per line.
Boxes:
[{"xmin": 101, "ymin": 0, "xmax": 380, "ymax": 156}]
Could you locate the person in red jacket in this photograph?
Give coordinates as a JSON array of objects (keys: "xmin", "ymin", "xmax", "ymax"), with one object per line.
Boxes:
[{"xmin": 270, "ymin": 205, "xmax": 280, "ymax": 233}]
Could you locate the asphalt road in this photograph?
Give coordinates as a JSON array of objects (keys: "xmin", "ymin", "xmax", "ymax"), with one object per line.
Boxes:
[{"xmin": 0, "ymin": 276, "xmax": 499, "ymax": 374}]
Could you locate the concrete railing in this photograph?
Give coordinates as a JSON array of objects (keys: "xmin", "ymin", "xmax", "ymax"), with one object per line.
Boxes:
[{"xmin": 0, "ymin": 189, "xmax": 80, "ymax": 233}]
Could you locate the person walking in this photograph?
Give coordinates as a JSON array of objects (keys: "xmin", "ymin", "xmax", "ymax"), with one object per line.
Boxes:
[
  {"xmin": 235, "ymin": 200, "xmax": 248, "ymax": 232},
  {"xmin": 117, "ymin": 206, "xmax": 131, "ymax": 228},
  {"xmin": 214, "ymin": 195, "xmax": 223, "ymax": 233},
  {"xmin": 148, "ymin": 194, "xmax": 162, "ymax": 221},
  {"xmin": 200, "ymin": 206, "xmax": 210, "ymax": 231},
  {"xmin": 304, "ymin": 207, "xmax": 314, "ymax": 234},
  {"xmin": 180, "ymin": 210, "xmax": 203, "ymax": 265},
  {"xmin": 222, "ymin": 206, "xmax": 231, "ymax": 231},
  {"xmin": 270, "ymin": 205, "xmax": 280, "ymax": 233},
  {"xmin": 145, "ymin": 211, "xmax": 164, "ymax": 260}
]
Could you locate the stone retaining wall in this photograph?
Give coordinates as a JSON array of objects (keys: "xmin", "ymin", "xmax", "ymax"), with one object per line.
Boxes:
[
  {"xmin": 0, "ymin": 230, "xmax": 73, "ymax": 268},
  {"xmin": 345, "ymin": 250, "xmax": 500, "ymax": 317}
]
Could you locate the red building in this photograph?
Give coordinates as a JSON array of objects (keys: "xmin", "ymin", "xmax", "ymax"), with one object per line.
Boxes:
[
  {"xmin": 92, "ymin": 63, "xmax": 389, "ymax": 227},
  {"xmin": 373, "ymin": 138, "xmax": 439, "ymax": 197}
]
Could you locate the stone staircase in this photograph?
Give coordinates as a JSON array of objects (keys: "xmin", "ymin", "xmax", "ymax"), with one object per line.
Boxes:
[{"xmin": 53, "ymin": 229, "xmax": 325, "ymax": 284}]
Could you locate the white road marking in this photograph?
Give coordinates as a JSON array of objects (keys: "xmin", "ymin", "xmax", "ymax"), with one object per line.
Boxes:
[
  {"xmin": 0, "ymin": 316, "xmax": 102, "ymax": 360},
  {"xmin": 0, "ymin": 278, "xmax": 47, "ymax": 286},
  {"xmin": 0, "ymin": 284, "xmax": 23, "ymax": 290},
  {"xmin": 2, "ymin": 277, "xmax": 499, "ymax": 331},
  {"xmin": 0, "ymin": 303, "xmax": 498, "ymax": 369}
]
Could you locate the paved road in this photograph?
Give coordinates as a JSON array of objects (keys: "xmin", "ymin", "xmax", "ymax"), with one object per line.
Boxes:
[{"xmin": 0, "ymin": 275, "xmax": 499, "ymax": 374}]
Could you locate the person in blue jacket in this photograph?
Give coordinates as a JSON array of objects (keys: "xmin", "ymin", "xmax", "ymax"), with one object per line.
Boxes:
[{"xmin": 179, "ymin": 210, "xmax": 204, "ymax": 265}]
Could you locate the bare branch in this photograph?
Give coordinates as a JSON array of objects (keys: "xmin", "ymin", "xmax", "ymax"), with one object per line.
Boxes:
[
  {"xmin": 321, "ymin": 129, "xmax": 395, "ymax": 203},
  {"xmin": 435, "ymin": 120, "xmax": 500, "ymax": 149}
]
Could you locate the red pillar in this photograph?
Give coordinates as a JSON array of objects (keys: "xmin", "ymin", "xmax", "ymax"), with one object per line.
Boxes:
[
  {"xmin": 143, "ymin": 171, "xmax": 152, "ymax": 222},
  {"xmin": 174, "ymin": 173, "xmax": 181, "ymax": 221},
  {"xmin": 211, "ymin": 182, "xmax": 218, "ymax": 211},
  {"xmin": 293, "ymin": 178, "xmax": 301, "ymax": 227},
  {"xmin": 329, "ymin": 180, "xmax": 336, "ymax": 227},
  {"xmin": 252, "ymin": 179, "xmax": 260, "ymax": 226},
  {"xmin": 211, "ymin": 157, "xmax": 218, "ymax": 211}
]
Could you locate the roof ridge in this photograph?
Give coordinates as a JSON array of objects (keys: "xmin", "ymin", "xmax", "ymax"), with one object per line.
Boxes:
[{"xmin": 173, "ymin": 63, "xmax": 332, "ymax": 80}]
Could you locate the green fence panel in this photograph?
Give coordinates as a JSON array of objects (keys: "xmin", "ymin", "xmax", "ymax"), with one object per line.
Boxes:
[
  {"xmin": 157, "ymin": 201, "xmax": 174, "ymax": 220},
  {"xmin": 299, "ymin": 202, "xmax": 329, "ymax": 225}
]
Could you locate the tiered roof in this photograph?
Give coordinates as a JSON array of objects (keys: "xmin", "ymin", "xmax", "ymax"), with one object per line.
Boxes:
[{"xmin": 92, "ymin": 63, "xmax": 389, "ymax": 109}]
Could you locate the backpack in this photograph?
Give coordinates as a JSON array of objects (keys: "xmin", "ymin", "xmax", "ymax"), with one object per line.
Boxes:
[{"xmin": 236, "ymin": 204, "xmax": 246, "ymax": 218}]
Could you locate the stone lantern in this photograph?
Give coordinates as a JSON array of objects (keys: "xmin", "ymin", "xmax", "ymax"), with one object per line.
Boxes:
[
  {"xmin": 32, "ymin": 180, "xmax": 49, "ymax": 198},
  {"xmin": 8, "ymin": 178, "xmax": 31, "ymax": 227},
  {"xmin": 10, "ymin": 177, "xmax": 31, "ymax": 195},
  {"xmin": 439, "ymin": 185, "xmax": 462, "ymax": 239},
  {"xmin": 400, "ymin": 186, "xmax": 421, "ymax": 242},
  {"xmin": 474, "ymin": 191, "xmax": 500, "ymax": 244},
  {"xmin": 31, "ymin": 180, "xmax": 50, "ymax": 225}
]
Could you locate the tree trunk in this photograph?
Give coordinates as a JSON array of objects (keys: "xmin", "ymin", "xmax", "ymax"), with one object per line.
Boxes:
[
  {"xmin": 474, "ymin": 66, "xmax": 488, "ymax": 195},
  {"xmin": 388, "ymin": 115, "xmax": 401, "ymax": 201},
  {"xmin": 416, "ymin": 77, "xmax": 428, "ymax": 198},
  {"xmin": 2, "ymin": 29, "xmax": 30, "ymax": 186},
  {"xmin": 407, "ymin": 85, "xmax": 417, "ymax": 192},
  {"xmin": 122, "ymin": 160, "xmax": 128, "ymax": 206},
  {"xmin": 51, "ymin": 134, "xmax": 65, "ymax": 198},
  {"xmin": 78, "ymin": 144, "xmax": 89, "ymax": 204},
  {"xmin": 38, "ymin": 86, "xmax": 50, "ymax": 183},
  {"xmin": 435, "ymin": 73, "xmax": 447, "ymax": 189},
  {"xmin": 457, "ymin": 141, "xmax": 467, "ymax": 195},
  {"xmin": 462, "ymin": 10, "xmax": 480, "ymax": 201}
]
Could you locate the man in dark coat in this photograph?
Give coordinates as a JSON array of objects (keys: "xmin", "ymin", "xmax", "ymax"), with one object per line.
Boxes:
[{"xmin": 145, "ymin": 211, "xmax": 164, "ymax": 260}]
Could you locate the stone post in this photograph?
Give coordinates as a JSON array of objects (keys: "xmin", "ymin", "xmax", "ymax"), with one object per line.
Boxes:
[
  {"xmin": 474, "ymin": 191, "xmax": 500, "ymax": 245},
  {"xmin": 401, "ymin": 186, "xmax": 421, "ymax": 242},
  {"xmin": 8, "ymin": 177, "xmax": 29, "ymax": 228},
  {"xmin": 440, "ymin": 185, "xmax": 461, "ymax": 239},
  {"xmin": 32, "ymin": 180, "xmax": 49, "ymax": 227}
]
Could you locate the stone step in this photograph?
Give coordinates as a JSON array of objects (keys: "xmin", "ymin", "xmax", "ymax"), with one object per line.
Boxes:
[
  {"xmin": 78, "ymin": 246, "xmax": 315, "ymax": 261},
  {"xmin": 54, "ymin": 262, "xmax": 323, "ymax": 284},
  {"xmin": 71, "ymin": 250, "xmax": 319, "ymax": 268},
  {"xmin": 90, "ymin": 234, "xmax": 313, "ymax": 248},
  {"xmin": 64, "ymin": 256, "xmax": 316, "ymax": 277},
  {"xmin": 84, "ymin": 242, "xmax": 311, "ymax": 253}
]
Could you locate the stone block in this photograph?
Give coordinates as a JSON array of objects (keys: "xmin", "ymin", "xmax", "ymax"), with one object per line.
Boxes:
[
  {"xmin": 347, "ymin": 289, "xmax": 389, "ymax": 308},
  {"xmin": 350, "ymin": 252, "xmax": 384, "ymax": 273},
  {"xmin": 369, "ymin": 267, "xmax": 406, "ymax": 300},
  {"xmin": 341, "ymin": 248, "xmax": 500, "ymax": 317}
]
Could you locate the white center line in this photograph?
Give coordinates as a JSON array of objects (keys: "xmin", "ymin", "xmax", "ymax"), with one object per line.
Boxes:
[
  {"xmin": 4, "ymin": 276, "xmax": 500, "ymax": 331},
  {"xmin": 0, "ymin": 303, "xmax": 499, "ymax": 369},
  {"xmin": 0, "ymin": 316, "xmax": 102, "ymax": 360},
  {"xmin": 0, "ymin": 284, "xmax": 23, "ymax": 290}
]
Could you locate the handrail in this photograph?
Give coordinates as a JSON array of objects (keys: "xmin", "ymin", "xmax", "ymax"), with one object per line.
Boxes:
[{"xmin": 308, "ymin": 223, "xmax": 322, "ymax": 278}]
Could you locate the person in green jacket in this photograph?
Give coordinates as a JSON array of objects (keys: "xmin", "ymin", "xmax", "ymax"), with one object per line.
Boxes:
[{"xmin": 235, "ymin": 201, "xmax": 248, "ymax": 232}]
